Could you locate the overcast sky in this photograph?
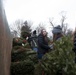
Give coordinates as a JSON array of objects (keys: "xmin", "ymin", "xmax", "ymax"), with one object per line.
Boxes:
[{"xmin": 4, "ymin": 0, "xmax": 76, "ymax": 30}]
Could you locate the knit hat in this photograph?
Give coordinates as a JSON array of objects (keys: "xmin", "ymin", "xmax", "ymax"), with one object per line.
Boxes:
[
  {"xmin": 33, "ymin": 30, "xmax": 36, "ymax": 34},
  {"xmin": 52, "ymin": 25, "xmax": 62, "ymax": 34}
]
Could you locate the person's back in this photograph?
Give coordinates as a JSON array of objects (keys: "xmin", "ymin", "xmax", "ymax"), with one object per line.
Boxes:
[
  {"xmin": 49, "ymin": 25, "xmax": 63, "ymax": 50},
  {"xmin": 31, "ymin": 34, "xmax": 38, "ymax": 49},
  {"xmin": 52, "ymin": 25, "xmax": 63, "ymax": 42},
  {"xmin": 30, "ymin": 30, "xmax": 38, "ymax": 52}
]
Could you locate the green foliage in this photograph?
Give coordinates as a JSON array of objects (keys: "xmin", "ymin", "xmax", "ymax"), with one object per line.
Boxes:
[
  {"xmin": 13, "ymin": 37, "xmax": 29, "ymax": 47},
  {"xmin": 11, "ymin": 60, "xmax": 34, "ymax": 75},
  {"xmin": 21, "ymin": 31, "xmax": 30, "ymax": 39},
  {"xmin": 13, "ymin": 46, "xmax": 22, "ymax": 50},
  {"xmin": 34, "ymin": 63, "xmax": 43, "ymax": 75},
  {"xmin": 11, "ymin": 50, "xmax": 38, "ymax": 64},
  {"xmin": 13, "ymin": 38, "xmax": 22, "ymax": 47},
  {"xmin": 12, "ymin": 36, "xmax": 76, "ymax": 75},
  {"xmin": 11, "ymin": 20, "xmax": 36, "ymax": 75},
  {"xmin": 41, "ymin": 36, "xmax": 76, "ymax": 75},
  {"xmin": 11, "ymin": 37, "xmax": 38, "ymax": 75}
]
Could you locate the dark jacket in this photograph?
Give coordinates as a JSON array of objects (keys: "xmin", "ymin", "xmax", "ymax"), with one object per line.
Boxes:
[
  {"xmin": 31, "ymin": 35, "xmax": 38, "ymax": 48},
  {"xmin": 28, "ymin": 34, "xmax": 38, "ymax": 49},
  {"xmin": 38, "ymin": 34, "xmax": 50, "ymax": 54}
]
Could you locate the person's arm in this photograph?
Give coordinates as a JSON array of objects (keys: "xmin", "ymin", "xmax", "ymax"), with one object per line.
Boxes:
[{"xmin": 38, "ymin": 36, "xmax": 50, "ymax": 50}]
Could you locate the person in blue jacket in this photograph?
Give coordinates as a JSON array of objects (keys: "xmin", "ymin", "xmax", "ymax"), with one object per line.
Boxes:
[
  {"xmin": 37, "ymin": 29, "xmax": 51, "ymax": 59},
  {"xmin": 52, "ymin": 25, "xmax": 63, "ymax": 41}
]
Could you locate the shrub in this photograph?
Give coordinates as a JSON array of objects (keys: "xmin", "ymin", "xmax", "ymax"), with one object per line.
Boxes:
[
  {"xmin": 11, "ymin": 50, "xmax": 38, "ymax": 64},
  {"xmin": 13, "ymin": 38, "xmax": 23, "ymax": 47},
  {"xmin": 21, "ymin": 31, "xmax": 30, "ymax": 39},
  {"xmin": 41, "ymin": 36, "xmax": 76, "ymax": 75},
  {"xmin": 11, "ymin": 60, "xmax": 34, "ymax": 75}
]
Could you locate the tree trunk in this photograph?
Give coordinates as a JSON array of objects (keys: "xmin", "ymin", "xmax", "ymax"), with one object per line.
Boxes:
[{"xmin": 0, "ymin": 0, "xmax": 12, "ymax": 75}]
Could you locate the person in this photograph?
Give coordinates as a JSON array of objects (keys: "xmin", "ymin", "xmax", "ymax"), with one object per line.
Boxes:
[
  {"xmin": 52, "ymin": 25, "xmax": 63, "ymax": 42},
  {"xmin": 49, "ymin": 25, "xmax": 63, "ymax": 50},
  {"xmin": 31, "ymin": 30, "xmax": 38, "ymax": 52},
  {"xmin": 37, "ymin": 29, "xmax": 51, "ymax": 59},
  {"xmin": 27, "ymin": 30, "xmax": 38, "ymax": 52}
]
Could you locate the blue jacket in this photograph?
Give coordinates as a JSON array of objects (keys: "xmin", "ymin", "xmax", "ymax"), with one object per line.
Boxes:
[{"xmin": 38, "ymin": 34, "xmax": 50, "ymax": 54}]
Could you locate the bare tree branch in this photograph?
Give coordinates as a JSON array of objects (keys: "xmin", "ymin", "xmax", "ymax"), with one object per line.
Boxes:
[
  {"xmin": 60, "ymin": 11, "xmax": 68, "ymax": 34},
  {"xmin": 36, "ymin": 23, "xmax": 45, "ymax": 35},
  {"xmin": 49, "ymin": 18, "xmax": 54, "ymax": 28}
]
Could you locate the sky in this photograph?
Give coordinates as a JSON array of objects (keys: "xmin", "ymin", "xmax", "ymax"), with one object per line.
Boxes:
[{"xmin": 4, "ymin": 0, "xmax": 76, "ymax": 31}]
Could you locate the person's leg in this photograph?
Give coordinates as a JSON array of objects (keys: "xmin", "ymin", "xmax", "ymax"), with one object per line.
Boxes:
[{"xmin": 38, "ymin": 53, "xmax": 44, "ymax": 59}]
